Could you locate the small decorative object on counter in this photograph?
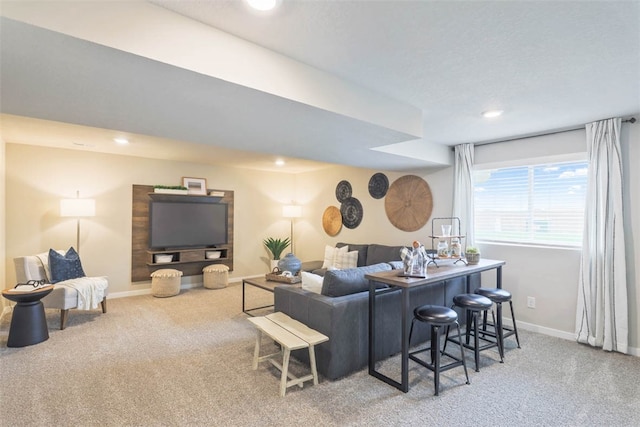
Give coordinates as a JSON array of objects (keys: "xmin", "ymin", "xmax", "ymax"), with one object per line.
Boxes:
[
  {"xmin": 400, "ymin": 241, "xmax": 428, "ymax": 277},
  {"xmin": 437, "ymin": 240, "xmax": 449, "ymax": 258},
  {"xmin": 450, "ymin": 238, "xmax": 462, "ymax": 258},
  {"xmin": 465, "ymin": 247, "xmax": 481, "ymax": 265}
]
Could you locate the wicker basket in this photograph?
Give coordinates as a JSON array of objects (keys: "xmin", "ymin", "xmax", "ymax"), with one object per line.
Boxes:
[{"xmin": 265, "ymin": 268, "xmax": 301, "ymax": 284}]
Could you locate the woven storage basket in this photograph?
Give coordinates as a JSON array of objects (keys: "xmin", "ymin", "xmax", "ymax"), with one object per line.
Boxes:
[
  {"xmin": 203, "ymin": 264, "xmax": 229, "ymax": 289},
  {"xmin": 265, "ymin": 270, "xmax": 301, "ymax": 284},
  {"xmin": 150, "ymin": 269, "xmax": 182, "ymax": 297}
]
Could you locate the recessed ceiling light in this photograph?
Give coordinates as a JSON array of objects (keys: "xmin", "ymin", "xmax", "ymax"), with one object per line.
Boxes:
[
  {"xmin": 482, "ymin": 110, "xmax": 503, "ymax": 118},
  {"xmin": 114, "ymin": 137, "xmax": 129, "ymax": 145},
  {"xmin": 246, "ymin": 0, "xmax": 279, "ymax": 11},
  {"xmin": 275, "ymin": 159, "xmax": 285, "ymax": 166}
]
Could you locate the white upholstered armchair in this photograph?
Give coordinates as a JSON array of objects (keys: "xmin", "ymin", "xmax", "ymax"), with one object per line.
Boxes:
[{"xmin": 13, "ymin": 252, "xmax": 108, "ymax": 330}]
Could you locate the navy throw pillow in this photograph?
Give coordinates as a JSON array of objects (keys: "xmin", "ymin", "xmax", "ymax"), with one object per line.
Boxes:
[{"xmin": 49, "ymin": 247, "xmax": 86, "ymax": 284}]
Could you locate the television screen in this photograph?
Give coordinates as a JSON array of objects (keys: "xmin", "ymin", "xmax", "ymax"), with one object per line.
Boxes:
[{"xmin": 149, "ymin": 201, "xmax": 228, "ymax": 249}]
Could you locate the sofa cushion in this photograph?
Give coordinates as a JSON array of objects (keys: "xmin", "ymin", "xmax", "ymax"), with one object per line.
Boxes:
[
  {"xmin": 337, "ymin": 243, "xmax": 368, "ymax": 267},
  {"xmin": 321, "ymin": 263, "xmax": 392, "ymax": 297},
  {"xmin": 387, "ymin": 260, "xmax": 404, "ymax": 270},
  {"xmin": 321, "ymin": 245, "xmax": 349, "ymax": 269},
  {"xmin": 49, "ymin": 247, "xmax": 86, "ymax": 284},
  {"xmin": 336, "ymin": 250, "xmax": 358, "ymax": 269},
  {"xmin": 301, "ymin": 271, "xmax": 323, "ymax": 294},
  {"xmin": 366, "ymin": 244, "xmax": 404, "ymax": 266}
]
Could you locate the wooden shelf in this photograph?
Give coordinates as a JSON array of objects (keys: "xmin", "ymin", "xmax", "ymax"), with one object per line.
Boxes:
[{"xmin": 147, "ymin": 247, "xmax": 229, "ymax": 266}]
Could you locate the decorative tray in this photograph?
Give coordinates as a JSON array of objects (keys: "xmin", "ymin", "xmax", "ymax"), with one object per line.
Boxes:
[{"xmin": 265, "ymin": 270, "xmax": 301, "ymax": 284}]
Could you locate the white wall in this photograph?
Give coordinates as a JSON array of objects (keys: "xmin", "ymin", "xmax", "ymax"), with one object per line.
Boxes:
[
  {"xmin": 0, "ymin": 136, "xmax": 5, "ymax": 311},
  {"xmin": 294, "ymin": 165, "xmax": 454, "ymax": 262},
  {"xmin": 4, "ymin": 144, "xmax": 452, "ymax": 294},
  {"xmin": 4, "ymin": 144, "xmax": 304, "ymax": 292},
  {"xmin": 474, "ymin": 123, "xmax": 639, "ymax": 353}
]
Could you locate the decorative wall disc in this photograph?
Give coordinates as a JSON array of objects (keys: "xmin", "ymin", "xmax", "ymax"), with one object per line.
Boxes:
[
  {"xmin": 368, "ymin": 173, "xmax": 389, "ymax": 199},
  {"xmin": 322, "ymin": 206, "xmax": 342, "ymax": 236},
  {"xmin": 384, "ymin": 175, "xmax": 433, "ymax": 232},
  {"xmin": 335, "ymin": 180, "xmax": 352, "ymax": 203},
  {"xmin": 340, "ymin": 197, "xmax": 363, "ymax": 229}
]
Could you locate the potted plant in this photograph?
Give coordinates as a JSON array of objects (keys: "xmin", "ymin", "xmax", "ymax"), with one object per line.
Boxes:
[
  {"xmin": 465, "ymin": 246, "xmax": 481, "ymax": 265},
  {"xmin": 263, "ymin": 237, "xmax": 291, "ymax": 270}
]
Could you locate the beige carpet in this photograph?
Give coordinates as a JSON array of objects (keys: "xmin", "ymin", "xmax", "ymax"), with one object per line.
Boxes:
[{"xmin": 1, "ymin": 284, "xmax": 638, "ymax": 426}]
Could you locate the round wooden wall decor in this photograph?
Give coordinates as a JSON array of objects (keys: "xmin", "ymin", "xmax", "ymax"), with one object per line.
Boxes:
[
  {"xmin": 322, "ymin": 206, "xmax": 342, "ymax": 236},
  {"xmin": 384, "ymin": 175, "xmax": 433, "ymax": 232}
]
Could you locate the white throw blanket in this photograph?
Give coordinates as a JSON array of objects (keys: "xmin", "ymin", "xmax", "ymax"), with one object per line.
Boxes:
[
  {"xmin": 35, "ymin": 252, "xmax": 107, "ymax": 310},
  {"xmin": 57, "ymin": 276, "xmax": 108, "ymax": 310}
]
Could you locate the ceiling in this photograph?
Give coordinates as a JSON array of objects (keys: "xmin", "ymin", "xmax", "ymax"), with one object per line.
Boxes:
[{"xmin": 1, "ymin": 0, "xmax": 639, "ymax": 173}]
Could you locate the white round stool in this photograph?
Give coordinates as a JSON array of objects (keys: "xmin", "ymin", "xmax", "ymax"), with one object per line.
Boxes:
[
  {"xmin": 151, "ymin": 269, "xmax": 182, "ymax": 297},
  {"xmin": 203, "ymin": 264, "xmax": 229, "ymax": 289}
]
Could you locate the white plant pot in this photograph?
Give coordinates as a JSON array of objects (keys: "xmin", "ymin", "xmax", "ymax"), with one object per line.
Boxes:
[
  {"xmin": 154, "ymin": 188, "xmax": 189, "ymax": 195},
  {"xmin": 269, "ymin": 260, "xmax": 279, "ymax": 272},
  {"xmin": 465, "ymin": 253, "xmax": 481, "ymax": 265}
]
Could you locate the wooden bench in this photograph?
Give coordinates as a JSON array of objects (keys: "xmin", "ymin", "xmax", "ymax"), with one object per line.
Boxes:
[{"xmin": 248, "ymin": 312, "xmax": 329, "ymax": 397}]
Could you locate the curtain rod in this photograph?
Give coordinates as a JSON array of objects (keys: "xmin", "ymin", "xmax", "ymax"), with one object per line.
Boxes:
[{"xmin": 452, "ymin": 117, "xmax": 636, "ymax": 149}]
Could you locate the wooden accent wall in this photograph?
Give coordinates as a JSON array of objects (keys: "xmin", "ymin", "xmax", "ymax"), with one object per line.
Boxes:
[{"xmin": 131, "ymin": 185, "xmax": 234, "ymax": 282}]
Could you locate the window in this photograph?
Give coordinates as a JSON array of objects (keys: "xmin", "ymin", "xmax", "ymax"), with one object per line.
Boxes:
[{"xmin": 474, "ymin": 161, "xmax": 588, "ymax": 247}]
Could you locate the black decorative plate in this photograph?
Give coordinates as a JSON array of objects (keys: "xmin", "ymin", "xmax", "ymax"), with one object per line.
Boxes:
[
  {"xmin": 340, "ymin": 197, "xmax": 363, "ymax": 229},
  {"xmin": 368, "ymin": 173, "xmax": 389, "ymax": 199},
  {"xmin": 335, "ymin": 180, "xmax": 352, "ymax": 203}
]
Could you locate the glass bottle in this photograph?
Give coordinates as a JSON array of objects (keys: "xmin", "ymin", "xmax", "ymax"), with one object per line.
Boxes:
[
  {"xmin": 437, "ymin": 240, "xmax": 449, "ymax": 258},
  {"xmin": 450, "ymin": 238, "xmax": 461, "ymax": 258}
]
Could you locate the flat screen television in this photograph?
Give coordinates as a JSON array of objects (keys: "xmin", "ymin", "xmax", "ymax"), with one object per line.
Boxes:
[{"xmin": 149, "ymin": 201, "xmax": 228, "ymax": 249}]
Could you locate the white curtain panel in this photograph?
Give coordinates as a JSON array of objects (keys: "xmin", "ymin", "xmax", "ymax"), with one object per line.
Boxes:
[
  {"xmin": 575, "ymin": 117, "xmax": 628, "ymax": 353},
  {"xmin": 452, "ymin": 143, "xmax": 475, "ymax": 247}
]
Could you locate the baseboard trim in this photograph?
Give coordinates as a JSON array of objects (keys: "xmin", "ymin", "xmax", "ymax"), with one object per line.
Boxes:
[
  {"xmin": 108, "ymin": 277, "xmax": 242, "ymax": 299},
  {"xmin": 502, "ymin": 318, "xmax": 639, "ymax": 357}
]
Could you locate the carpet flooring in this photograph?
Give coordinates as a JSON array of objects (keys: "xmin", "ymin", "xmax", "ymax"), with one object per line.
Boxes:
[{"xmin": 1, "ymin": 284, "xmax": 638, "ymax": 426}]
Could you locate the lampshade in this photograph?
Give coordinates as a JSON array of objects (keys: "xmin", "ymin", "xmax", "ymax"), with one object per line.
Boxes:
[
  {"xmin": 282, "ymin": 205, "xmax": 302, "ymax": 218},
  {"xmin": 60, "ymin": 198, "xmax": 96, "ymax": 217}
]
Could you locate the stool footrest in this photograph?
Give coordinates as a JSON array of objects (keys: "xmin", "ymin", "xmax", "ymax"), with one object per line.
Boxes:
[{"xmin": 409, "ymin": 352, "xmax": 467, "ymax": 374}]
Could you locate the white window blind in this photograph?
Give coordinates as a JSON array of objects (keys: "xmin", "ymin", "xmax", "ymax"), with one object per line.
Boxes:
[{"xmin": 474, "ymin": 161, "xmax": 588, "ymax": 247}]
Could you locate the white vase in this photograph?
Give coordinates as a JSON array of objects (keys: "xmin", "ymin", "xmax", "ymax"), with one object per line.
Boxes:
[
  {"xmin": 269, "ymin": 260, "xmax": 279, "ymax": 272},
  {"xmin": 153, "ymin": 188, "xmax": 189, "ymax": 195}
]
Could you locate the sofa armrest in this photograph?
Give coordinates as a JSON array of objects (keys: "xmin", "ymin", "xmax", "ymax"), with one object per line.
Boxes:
[
  {"xmin": 301, "ymin": 260, "xmax": 323, "ymax": 272},
  {"xmin": 14, "ymin": 256, "xmax": 49, "ymax": 283}
]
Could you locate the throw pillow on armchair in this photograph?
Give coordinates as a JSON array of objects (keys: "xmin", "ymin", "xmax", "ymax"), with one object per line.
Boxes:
[{"xmin": 49, "ymin": 247, "xmax": 86, "ymax": 283}]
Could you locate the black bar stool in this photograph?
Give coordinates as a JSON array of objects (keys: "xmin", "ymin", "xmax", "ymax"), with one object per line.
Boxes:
[
  {"xmin": 445, "ymin": 293, "xmax": 503, "ymax": 371},
  {"xmin": 408, "ymin": 304, "xmax": 470, "ymax": 396},
  {"xmin": 475, "ymin": 287, "xmax": 521, "ymax": 359}
]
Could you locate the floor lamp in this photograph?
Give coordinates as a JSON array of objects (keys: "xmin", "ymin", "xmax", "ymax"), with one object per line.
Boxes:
[
  {"xmin": 60, "ymin": 191, "xmax": 96, "ymax": 254},
  {"xmin": 282, "ymin": 204, "xmax": 302, "ymax": 254}
]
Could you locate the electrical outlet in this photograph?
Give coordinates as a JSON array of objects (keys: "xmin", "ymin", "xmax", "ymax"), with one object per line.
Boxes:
[{"xmin": 527, "ymin": 296, "xmax": 536, "ymax": 309}]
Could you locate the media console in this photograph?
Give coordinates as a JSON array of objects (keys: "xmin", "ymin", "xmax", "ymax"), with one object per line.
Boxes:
[
  {"xmin": 147, "ymin": 247, "xmax": 229, "ymax": 266},
  {"xmin": 131, "ymin": 185, "xmax": 234, "ymax": 282}
]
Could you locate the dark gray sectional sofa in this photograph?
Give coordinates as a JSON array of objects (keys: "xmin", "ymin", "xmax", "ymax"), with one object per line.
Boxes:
[{"xmin": 274, "ymin": 243, "xmax": 480, "ymax": 380}]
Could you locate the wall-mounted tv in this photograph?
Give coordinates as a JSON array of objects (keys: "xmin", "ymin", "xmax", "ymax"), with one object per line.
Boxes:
[{"xmin": 149, "ymin": 201, "xmax": 228, "ymax": 249}]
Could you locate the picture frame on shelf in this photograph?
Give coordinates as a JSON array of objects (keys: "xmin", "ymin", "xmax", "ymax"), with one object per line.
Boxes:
[{"xmin": 182, "ymin": 177, "xmax": 207, "ymax": 195}]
